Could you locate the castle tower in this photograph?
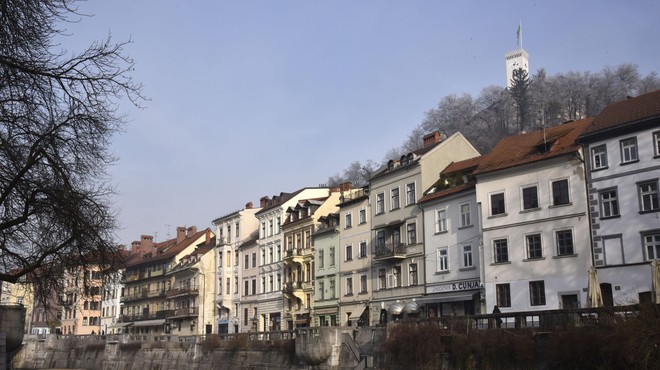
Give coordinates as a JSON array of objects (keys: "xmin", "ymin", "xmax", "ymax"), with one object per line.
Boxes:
[{"xmin": 505, "ymin": 22, "xmax": 529, "ymax": 89}]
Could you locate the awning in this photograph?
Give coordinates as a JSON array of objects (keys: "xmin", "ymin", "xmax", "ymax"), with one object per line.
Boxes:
[
  {"xmin": 109, "ymin": 322, "xmax": 133, "ymax": 328},
  {"xmin": 131, "ymin": 319, "xmax": 166, "ymax": 327},
  {"xmin": 403, "ymin": 301, "xmax": 420, "ymax": 314},
  {"xmin": 416, "ymin": 291, "xmax": 478, "ymax": 304},
  {"xmin": 314, "ymin": 307, "xmax": 338, "ymax": 315},
  {"xmin": 388, "ymin": 302, "xmax": 404, "ymax": 315}
]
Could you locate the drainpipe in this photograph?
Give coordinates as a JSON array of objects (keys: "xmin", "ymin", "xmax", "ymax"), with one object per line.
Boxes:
[{"xmin": 477, "ymin": 202, "xmax": 486, "ymax": 314}]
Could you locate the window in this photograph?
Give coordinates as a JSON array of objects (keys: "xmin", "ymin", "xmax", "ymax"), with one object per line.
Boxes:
[
  {"xmin": 329, "ymin": 247, "xmax": 335, "ymax": 266},
  {"xmin": 406, "ymin": 183, "xmax": 416, "ymax": 205},
  {"xmin": 620, "ymin": 137, "xmax": 638, "ymax": 163},
  {"xmin": 226, "ymin": 278, "xmax": 230, "ymax": 294},
  {"xmin": 496, "ymin": 284, "xmax": 511, "ymax": 307},
  {"xmin": 376, "ymin": 193, "xmax": 385, "ymax": 214},
  {"xmin": 435, "ymin": 208, "xmax": 448, "ymax": 233},
  {"xmin": 244, "ymin": 255, "xmax": 249, "ymax": 269},
  {"xmin": 376, "ymin": 229, "xmax": 385, "ymax": 248},
  {"xmin": 600, "ymin": 189, "xmax": 620, "ymax": 218},
  {"xmin": 522, "ymin": 185, "xmax": 539, "ymax": 210},
  {"xmin": 490, "ymin": 192, "xmax": 505, "ymax": 215},
  {"xmin": 644, "ymin": 233, "xmax": 660, "ymax": 260},
  {"xmin": 318, "ymin": 281, "xmax": 324, "ymax": 300},
  {"xmin": 409, "ymin": 263, "xmax": 418, "ymax": 285},
  {"xmin": 318, "ymin": 250, "xmax": 324, "ymax": 268},
  {"xmin": 252, "ymin": 279, "xmax": 256, "ymax": 295},
  {"xmin": 345, "ymin": 245, "xmax": 353, "ymax": 261},
  {"xmin": 345, "ymin": 212, "xmax": 352, "ymax": 228},
  {"xmin": 345, "ymin": 277, "xmax": 353, "ymax": 296},
  {"xmin": 529, "ymin": 281, "xmax": 546, "ymax": 306},
  {"xmin": 360, "ymin": 275, "xmax": 368, "ymax": 293},
  {"xmin": 462, "ymin": 245, "xmax": 473, "ymax": 268},
  {"xmin": 437, "ymin": 247, "xmax": 449, "ymax": 272},
  {"xmin": 252, "ymin": 253, "xmax": 257, "ymax": 268},
  {"xmin": 460, "ymin": 203, "xmax": 471, "ymax": 227},
  {"xmin": 359, "ymin": 241, "xmax": 367, "ymax": 258},
  {"xmin": 391, "ymin": 187, "xmax": 400, "ymax": 210},
  {"xmin": 235, "ymin": 221, "xmax": 240, "ymax": 237},
  {"xmin": 556, "ymin": 230, "xmax": 574, "ymax": 256},
  {"xmin": 268, "ymin": 220, "xmax": 273, "ymax": 236},
  {"xmin": 407, "ymin": 223, "xmax": 417, "ymax": 245},
  {"xmin": 226, "ymin": 251, "xmax": 231, "ymax": 267},
  {"xmin": 393, "ymin": 266, "xmax": 401, "ymax": 287},
  {"xmin": 260, "ymin": 222, "xmax": 266, "ymax": 239},
  {"xmin": 359, "ymin": 208, "xmax": 367, "ymax": 224},
  {"xmin": 276, "ymin": 216, "xmax": 281, "ymax": 234},
  {"xmin": 329, "ymin": 278, "xmax": 335, "ymax": 299},
  {"xmin": 639, "ymin": 181, "xmax": 660, "ymax": 212},
  {"xmin": 244, "ymin": 280, "xmax": 249, "ymax": 296},
  {"xmin": 493, "ymin": 239, "xmax": 509, "ymax": 263},
  {"xmin": 591, "ymin": 144, "xmax": 608, "ymax": 170},
  {"xmin": 552, "ymin": 179, "xmax": 570, "ymax": 206},
  {"xmin": 378, "ymin": 269, "xmax": 386, "ymax": 290},
  {"xmin": 526, "ymin": 233, "xmax": 543, "ymax": 259}
]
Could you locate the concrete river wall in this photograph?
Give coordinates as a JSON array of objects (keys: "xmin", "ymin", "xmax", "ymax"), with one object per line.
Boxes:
[{"xmin": 13, "ymin": 327, "xmax": 382, "ymax": 370}]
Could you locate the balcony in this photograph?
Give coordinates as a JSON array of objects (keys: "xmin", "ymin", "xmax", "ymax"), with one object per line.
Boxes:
[
  {"xmin": 167, "ymin": 285, "xmax": 199, "ymax": 299},
  {"xmin": 171, "ymin": 307, "xmax": 199, "ymax": 319},
  {"xmin": 374, "ymin": 241, "xmax": 407, "ymax": 260},
  {"xmin": 283, "ymin": 282, "xmax": 306, "ymax": 304}
]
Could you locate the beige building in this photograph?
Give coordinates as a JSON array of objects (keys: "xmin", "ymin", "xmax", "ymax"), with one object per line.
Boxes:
[
  {"xmin": 336, "ymin": 187, "xmax": 372, "ymax": 327},
  {"xmin": 282, "ymin": 190, "xmax": 341, "ymax": 329},
  {"xmin": 119, "ymin": 226, "xmax": 213, "ymax": 334},
  {"xmin": 60, "ymin": 266, "xmax": 102, "ymax": 335},
  {"xmin": 369, "ymin": 132, "xmax": 480, "ymax": 323},
  {"xmin": 254, "ymin": 188, "xmax": 331, "ymax": 332},
  {"xmin": 1, "ymin": 278, "xmax": 34, "ymax": 334}
]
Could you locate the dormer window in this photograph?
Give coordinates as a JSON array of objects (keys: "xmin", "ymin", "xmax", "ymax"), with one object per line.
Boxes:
[
  {"xmin": 407, "ymin": 153, "xmax": 414, "ymax": 163},
  {"xmin": 387, "ymin": 160, "xmax": 395, "ymax": 171},
  {"xmin": 400, "ymin": 155, "xmax": 408, "ymax": 166}
]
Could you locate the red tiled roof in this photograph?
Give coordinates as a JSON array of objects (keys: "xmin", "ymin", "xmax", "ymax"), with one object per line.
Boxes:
[
  {"xmin": 441, "ymin": 155, "xmax": 483, "ymax": 175},
  {"xmin": 473, "ymin": 118, "xmax": 593, "ymax": 175},
  {"xmin": 581, "ymin": 89, "xmax": 660, "ymax": 137},
  {"xmin": 419, "ymin": 182, "xmax": 476, "ymax": 204},
  {"xmin": 125, "ymin": 228, "xmax": 210, "ymax": 268}
]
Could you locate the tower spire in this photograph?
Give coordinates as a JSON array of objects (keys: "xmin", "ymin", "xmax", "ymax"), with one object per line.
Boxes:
[{"xmin": 517, "ymin": 20, "xmax": 523, "ymax": 49}]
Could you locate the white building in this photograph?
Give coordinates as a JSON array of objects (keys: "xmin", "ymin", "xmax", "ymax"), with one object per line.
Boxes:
[
  {"xmin": 212, "ymin": 202, "xmax": 261, "ymax": 334},
  {"xmin": 579, "ymin": 90, "xmax": 660, "ymax": 305},
  {"xmin": 419, "ymin": 156, "xmax": 483, "ymax": 316},
  {"xmin": 474, "ymin": 119, "xmax": 593, "ymax": 313}
]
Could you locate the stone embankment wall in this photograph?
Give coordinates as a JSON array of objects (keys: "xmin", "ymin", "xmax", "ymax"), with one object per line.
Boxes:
[{"xmin": 13, "ymin": 327, "xmax": 384, "ymax": 370}]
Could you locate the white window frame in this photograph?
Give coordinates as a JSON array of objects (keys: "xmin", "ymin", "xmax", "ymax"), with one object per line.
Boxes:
[
  {"xmin": 521, "ymin": 184, "xmax": 539, "ymax": 210},
  {"xmin": 360, "ymin": 274, "xmax": 368, "ymax": 293},
  {"xmin": 406, "ymin": 182, "xmax": 416, "ymax": 205},
  {"xmin": 490, "ymin": 191, "xmax": 506, "ymax": 216},
  {"xmin": 654, "ymin": 131, "xmax": 660, "ymax": 157},
  {"xmin": 359, "ymin": 241, "xmax": 367, "ymax": 258},
  {"xmin": 600, "ymin": 188, "xmax": 620, "ymax": 218},
  {"xmin": 525, "ymin": 232, "xmax": 543, "ymax": 259},
  {"xmin": 409, "ymin": 263, "xmax": 418, "ymax": 286},
  {"xmin": 493, "ymin": 238, "xmax": 509, "ymax": 263},
  {"xmin": 460, "ymin": 202, "xmax": 471, "ymax": 227},
  {"xmin": 555, "ymin": 228, "xmax": 575, "ymax": 256},
  {"xmin": 345, "ymin": 244, "xmax": 353, "ymax": 261},
  {"xmin": 639, "ymin": 180, "xmax": 660, "ymax": 212},
  {"xmin": 407, "ymin": 222, "xmax": 417, "ymax": 245},
  {"xmin": 344, "ymin": 212, "xmax": 352, "ymax": 229},
  {"xmin": 551, "ymin": 178, "xmax": 571, "ymax": 206},
  {"xmin": 345, "ymin": 277, "xmax": 353, "ymax": 296},
  {"xmin": 435, "ymin": 208, "xmax": 448, "ymax": 233},
  {"xmin": 462, "ymin": 245, "xmax": 473, "ymax": 268},
  {"xmin": 591, "ymin": 144, "xmax": 608, "ymax": 170},
  {"xmin": 376, "ymin": 193, "xmax": 385, "ymax": 214},
  {"xmin": 643, "ymin": 232, "xmax": 660, "ymax": 260},
  {"xmin": 358, "ymin": 208, "xmax": 367, "ymax": 224},
  {"xmin": 620, "ymin": 137, "xmax": 639, "ymax": 163},
  {"xmin": 437, "ymin": 247, "xmax": 449, "ymax": 272},
  {"xmin": 390, "ymin": 187, "xmax": 400, "ymax": 210}
]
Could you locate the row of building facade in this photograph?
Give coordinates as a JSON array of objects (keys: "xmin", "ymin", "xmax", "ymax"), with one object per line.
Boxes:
[{"xmin": 5, "ymin": 90, "xmax": 660, "ymax": 336}]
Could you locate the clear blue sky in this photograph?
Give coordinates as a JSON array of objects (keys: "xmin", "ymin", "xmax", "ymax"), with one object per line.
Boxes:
[{"xmin": 60, "ymin": 1, "xmax": 660, "ymax": 245}]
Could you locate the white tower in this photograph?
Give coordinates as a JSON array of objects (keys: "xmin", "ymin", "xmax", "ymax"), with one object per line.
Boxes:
[{"xmin": 505, "ymin": 22, "xmax": 529, "ymax": 89}]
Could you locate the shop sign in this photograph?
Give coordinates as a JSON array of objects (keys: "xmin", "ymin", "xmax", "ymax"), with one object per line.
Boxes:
[{"xmin": 427, "ymin": 279, "xmax": 480, "ymax": 294}]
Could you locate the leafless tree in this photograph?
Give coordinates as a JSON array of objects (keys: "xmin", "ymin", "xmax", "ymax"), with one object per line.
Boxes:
[{"xmin": 0, "ymin": 0, "xmax": 143, "ymax": 305}]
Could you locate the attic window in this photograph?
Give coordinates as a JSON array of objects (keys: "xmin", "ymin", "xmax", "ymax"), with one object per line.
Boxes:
[
  {"xmin": 387, "ymin": 160, "xmax": 395, "ymax": 171},
  {"xmin": 407, "ymin": 153, "xmax": 414, "ymax": 163},
  {"xmin": 400, "ymin": 155, "xmax": 408, "ymax": 166},
  {"xmin": 535, "ymin": 140, "xmax": 556, "ymax": 154}
]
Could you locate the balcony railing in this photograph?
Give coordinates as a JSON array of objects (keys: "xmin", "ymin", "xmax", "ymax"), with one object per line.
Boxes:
[
  {"xmin": 374, "ymin": 241, "xmax": 407, "ymax": 260},
  {"xmin": 166, "ymin": 286, "xmax": 199, "ymax": 298},
  {"xmin": 283, "ymin": 282, "xmax": 303, "ymax": 293},
  {"xmin": 172, "ymin": 307, "xmax": 199, "ymax": 318}
]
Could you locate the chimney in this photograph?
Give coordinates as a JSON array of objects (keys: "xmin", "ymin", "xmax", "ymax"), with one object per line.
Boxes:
[
  {"xmin": 423, "ymin": 131, "xmax": 444, "ymax": 148},
  {"xmin": 131, "ymin": 241, "xmax": 140, "ymax": 255},
  {"xmin": 176, "ymin": 226, "xmax": 186, "ymax": 243},
  {"xmin": 205, "ymin": 228, "xmax": 211, "ymax": 244},
  {"xmin": 187, "ymin": 226, "xmax": 197, "ymax": 238},
  {"xmin": 340, "ymin": 182, "xmax": 353, "ymax": 192},
  {"xmin": 245, "ymin": 201, "xmax": 253, "ymax": 209},
  {"xmin": 260, "ymin": 196, "xmax": 269, "ymax": 208},
  {"xmin": 140, "ymin": 235, "xmax": 153, "ymax": 249}
]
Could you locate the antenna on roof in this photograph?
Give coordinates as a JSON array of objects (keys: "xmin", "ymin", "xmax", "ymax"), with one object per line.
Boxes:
[
  {"xmin": 153, "ymin": 231, "xmax": 158, "ymax": 242},
  {"xmin": 165, "ymin": 224, "xmax": 171, "ymax": 240}
]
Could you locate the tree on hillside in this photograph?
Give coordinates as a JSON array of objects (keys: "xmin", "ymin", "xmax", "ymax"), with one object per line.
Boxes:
[
  {"xmin": 509, "ymin": 68, "xmax": 532, "ymax": 132},
  {"xmin": 0, "ymin": 0, "xmax": 143, "ymax": 306},
  {"xmin": 327, "ymin": 160, "xmax": 379, "ymax": 188}
]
